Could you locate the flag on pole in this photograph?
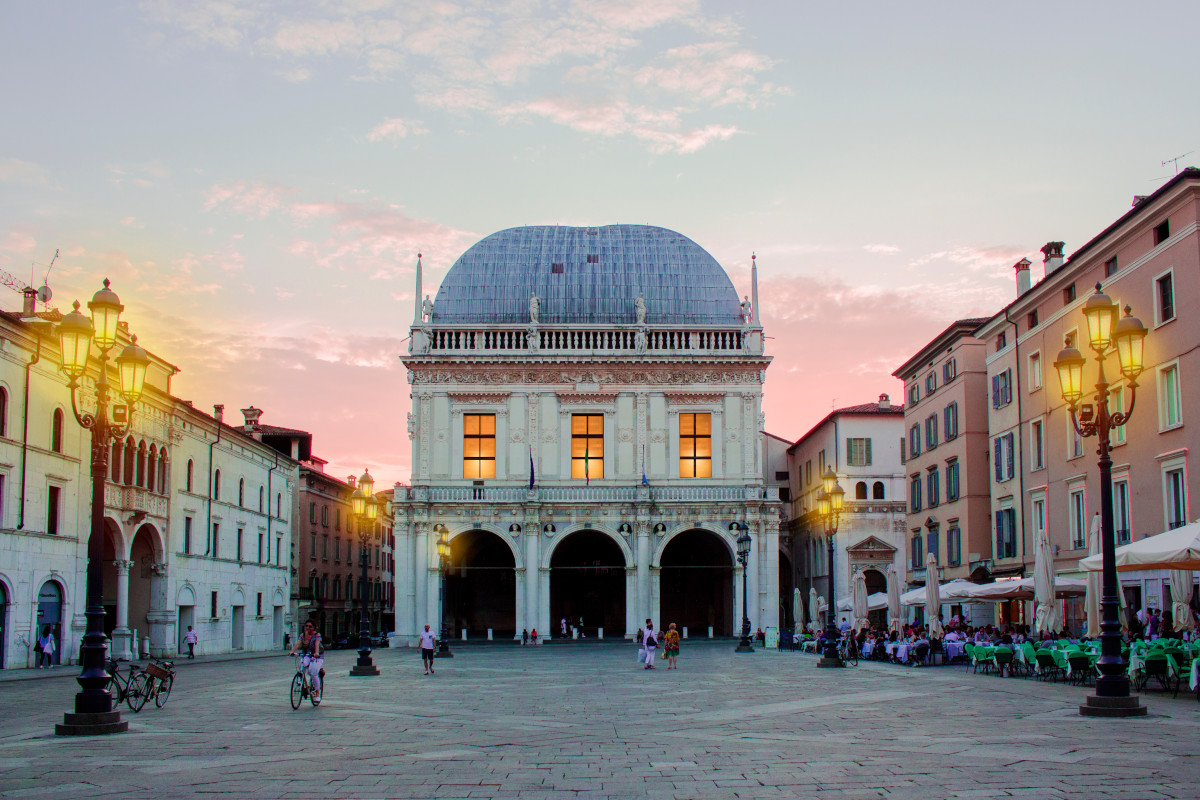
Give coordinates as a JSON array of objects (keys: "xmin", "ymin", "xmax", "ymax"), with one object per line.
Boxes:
[
  {"xmin": 529, "ymin": 445, "xmax": 535, "ymax": 490},
  {"xmin": 641, "ymin": 445, "xmax": 648, "ymax": 486},
  {"xmin": 584, "ymin": 438, "xmax": 590, "ymax": 486}
]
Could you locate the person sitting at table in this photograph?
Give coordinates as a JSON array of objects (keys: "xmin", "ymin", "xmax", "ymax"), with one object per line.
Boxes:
[
  {"xmin": 944, "ymin": 629, "xmax": 960, "ymax": 643},
  {"xmin": 910, "ymin": 633, "xmax": 930, "ymax": 665}
]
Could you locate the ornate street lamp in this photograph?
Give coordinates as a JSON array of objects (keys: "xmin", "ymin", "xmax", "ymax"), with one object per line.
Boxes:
[
  {"xmin": 816, "ymin": 468, "xmax": 845, "ymax": 668},
  {"xmin": 731, "ymin": 522, "xmax": 753, "ymax": 652},
  {"xmin": 435, "ymin": 524, "xmax": 453, "ymax": 657},
  {"xmin": 349, "ymin": 470, "xmax": 379, "ymax": 676},
  {"xmin": 54, "ymin": 280, "xmax": 150, "ymax": 736},
  {"xmin": 1055, "ymin": 284, "xmax": 1148, "ymax": 717}
]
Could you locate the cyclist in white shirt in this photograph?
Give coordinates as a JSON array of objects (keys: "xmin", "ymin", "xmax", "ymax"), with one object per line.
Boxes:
[{"xmin": 418, "ymin": 624, "xmax": 437, "ymax": 675}]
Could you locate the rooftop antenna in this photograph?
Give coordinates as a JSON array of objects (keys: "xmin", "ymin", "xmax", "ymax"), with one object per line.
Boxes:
[{"xmin": 1161, "ymin": 151, "xmax": 1193, "ymax": 175}]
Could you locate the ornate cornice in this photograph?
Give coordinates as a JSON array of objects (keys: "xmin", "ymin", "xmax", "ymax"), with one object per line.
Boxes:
[
  {"xmin": 409, "ymin": 365, "xmax": 765, "ymax": 386},
  {"xmin": 556, "ymin": 392, "xmax": 620, "ymax": 405},
  {"xmin": 664, "ymin": 392, "xmax": 726, "ymax": 405},
  {"xmin": 447, "ymin": 392, "xmax": 511, "ymax": 404}
]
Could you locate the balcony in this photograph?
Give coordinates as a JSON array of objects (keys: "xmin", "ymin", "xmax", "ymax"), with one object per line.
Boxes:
[
  {"xmin": 419, "ymin": 484, "xmax": 778, "ymax": 504},
  {"xmin": 415, "ymin": 324, "xmax": 755, "ymax": 357},
  {"xmin": 104, "ymin": 484, "xmax": 168, "ymax": 521}
]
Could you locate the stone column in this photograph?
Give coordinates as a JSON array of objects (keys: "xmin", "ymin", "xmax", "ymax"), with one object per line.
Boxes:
[
  {"xmin": 396, "ymin": 521, "xmax": 414, "ymax": 638},
  {"xmin": 413, "ymin": 523, "xmax": 428, "ymax": 642},
  {"xmin": 636, "ymin": 526, "xmax": 650, "ymax": 626},
  {"xmin": 625, "ymin": 567, "xmax": 638, "ymax": 639},
  {"xmin": 112, "ymin": 560, "xmax": 134, "ymax": 661},
  {"xmin": 524, "ymin": 529, "xmax": 539, "ymax": 639},
  {"xmin": 761, "ymin": 519, "xmax": 780, "ymax": 631},
  {"xmin": 747, "ymin": 532, "xmax": 760, "ymax": 634},
  {"xmin": 538, "ymin": 566, "xmax": 551, "ymax": 635}
]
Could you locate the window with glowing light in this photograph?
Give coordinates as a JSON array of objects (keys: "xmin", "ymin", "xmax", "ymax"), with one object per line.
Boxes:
[
  {"xmin": 463, "ymin": 414, "xmax": 497, "ymax": 479},
  {"xmin": 679, "ymin": 413, "xmax": 711, "ymax": 478},
  {"xmin": 571, "ymin": 414, "xmax": 604, "ymax": 480}
]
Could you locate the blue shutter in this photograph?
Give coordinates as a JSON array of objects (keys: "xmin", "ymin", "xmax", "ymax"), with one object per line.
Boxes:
[
  {"xmin": 1005, "ymin": 432, "xmax": 1015, "ymax": 479},
  {"xmin": 994, "ymin": 438, "xmax": 1002, "ymax": 481},
  {"xmin": 992, "ymin": 375, "xmax": 1000, "ymax": 408}
]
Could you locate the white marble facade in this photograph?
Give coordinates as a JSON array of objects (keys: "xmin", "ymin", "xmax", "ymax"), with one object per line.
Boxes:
[{"xmin": 394, "ymin": 226, "xmax": 780, "ymax": 641}]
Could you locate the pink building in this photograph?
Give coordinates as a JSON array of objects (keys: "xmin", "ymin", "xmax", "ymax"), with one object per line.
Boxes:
[
  {"xmin": 893, "ymin": 319, "xmax": 994, "ymax": 620},
  {"xmin": 975, "ymin": 168, "xmax": 1200, "ymax": 628}
]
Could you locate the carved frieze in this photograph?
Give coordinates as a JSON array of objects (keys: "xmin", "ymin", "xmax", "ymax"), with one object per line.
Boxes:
[{"xmin": 408, "ymin": 365, "xmax": 764, "ymax": 386}]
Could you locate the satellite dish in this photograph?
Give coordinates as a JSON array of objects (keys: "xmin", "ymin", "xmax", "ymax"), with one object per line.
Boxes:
[{"xmin": 37, "ymin": 285, "xmax": 52, "ymax": 303}]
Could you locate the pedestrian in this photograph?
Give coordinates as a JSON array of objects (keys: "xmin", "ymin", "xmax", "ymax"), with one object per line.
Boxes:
[
  {"xmin": 418, "ymin": 624, "xmax": 437, "ymax": 674},
  {"xmin": 642, "ymin": 619, "xmax": 657, "ymax": 670},
  {"xmin": 561, "ymin": 618, "xmax": 568, "ymax": 638},
  {"xmin": 578, "ymin": 616, "xmax": 585, "ymax": 639},
  {"xmin": 530, "ymin": 628, "xmax": 538, "ymax": 645},
  {"xmin": 664, "ymin": 622, "xmax": 680, "ymax": 669},
  {"xmin": 184, "ymin": 625, "xmax": 198, "ymax": 659},
  {"xmin": 36, "ymin": 626, "xmax": 55, "ymax": 668},
  {"xmin": 522, "ymin": 628, "xmax": 529, "ymax": 646}
]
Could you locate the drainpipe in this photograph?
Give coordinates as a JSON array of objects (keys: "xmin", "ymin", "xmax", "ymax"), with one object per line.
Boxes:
[
  {"xmin": 205, "ymin": 406, "xmax": 224, "ymax": 555},
  {"xmin": 17, "ymin": 332, "xmax": 42, "ymax": 529}
]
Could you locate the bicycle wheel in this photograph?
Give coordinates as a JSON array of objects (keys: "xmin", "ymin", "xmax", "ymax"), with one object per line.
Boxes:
[
  {"xmin": 290, "ymin": 674, "xmax": 304, "ymax": 710},
  {"xmin": 127, "ymin": 673, "xmax": 150, "ymax": 713},
  {"xmin": 155, "ymin": 675, "xmax": 174, "ymax": 708}
]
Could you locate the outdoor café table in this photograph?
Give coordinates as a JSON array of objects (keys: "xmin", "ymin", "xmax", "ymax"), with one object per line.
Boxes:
[
  {"xmin": 1128, "ymin": 651, "xmax": 1184, "ymax": 683},
  {"xmin": 895, "ymin": 642, "xmax": 910, "ymax": 663},
  {"xmin": 943, "ymin": 641, "xmax": 966, "ymax": 661},
  {"xmin": 862, "ymin": 640, "xmax": 875, "ymax": 658}
]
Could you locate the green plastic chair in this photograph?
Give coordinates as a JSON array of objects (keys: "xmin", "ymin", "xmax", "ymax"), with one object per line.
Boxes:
[
  {"xmin": 1021, "ymin": 642, "xmax": 1038, "ymax": 677},
  {"xmin": 963, "ymin": 642, "xmax": 976, "ymax": 673},
  {"xmin": 993, "ymin": 646, "xmax": 1015, "ymax": 677},
  {"xmin": 1137, "ymin": 654, "xmax": 1180, "ymax": 696}
]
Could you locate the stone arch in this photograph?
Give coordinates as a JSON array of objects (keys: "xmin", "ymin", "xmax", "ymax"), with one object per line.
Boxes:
[
  {"xmin": 439, "ymin": 523, "xmax": 525, "ymax": 570},
  {"xmin": 123, "ymin": 437, "xmax": 135, "ymax": 485},
  {"xmin": 855, "ymin": 481, "xmax": 868, "ymax": 500},
  {"xmin": 652, "ymin": 523, "xmax": 736, "ymax": 568},
  {"xmin": 147, "ymin": 444, "xmax": 158, "ymax": 492},
  {"xmin": 50, "ymin": 407, "xmax": 65, "ymax": 453},
  {"xmin": 35, "ymin": 577, "xmax": 68, "ymax": 664},
  {"xmin": 872, "ymin": 481, "xmax": 885, "ymax": 500},
  {"xmin": 177, "ymin": 584, "xmax": 196, "ymax": 607},
  {"xmin": 0, "ymin": 383, "xmax": 9, "ymax": 438},
  {"xmin": 272, "ymin": 587, "xmax": 286, "ymax": 607},
  {"xmin": 541, "ymin": 523, "xmax": 633, "ymax": 569},
  {"xmin": 231, "ymin": 586, "xmax": 246, "ymax": 607},
  {"xmin": 442, "ymin": 528, "xmax": 518, "ymax": 638},
  {"xmin": 656, "ymin": 527, "xmax": 736, "ymax": 636}
]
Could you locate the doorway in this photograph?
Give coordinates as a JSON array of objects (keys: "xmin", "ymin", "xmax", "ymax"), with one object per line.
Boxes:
[
  {"xmin": 273, "ymin": 605, "xmax": 284, "ymax": 650},
  {"xmin": 36, "ymin": 581, "xmax": 64, "ymax": 665},
  {"xmin": 659, "ymin": 530, "xmax": 733, "ymax": 636},
  {"xmin": 231, "ymin": 605, "xmax": 245, "ymax": 650},
  {"xmin": 0, "ymin": 582, "xmax": 8, "ymax": 668},
  {"xmin": 177, "ymin": 605, "xmax": 195, "ymax": 655},
  {"xmin": 550, "ymin": 530, "xmax": 626, "ymax": 637},
  {"xmin": 444, "ymin": 530, "xmax": 516, "ymax": 638}
]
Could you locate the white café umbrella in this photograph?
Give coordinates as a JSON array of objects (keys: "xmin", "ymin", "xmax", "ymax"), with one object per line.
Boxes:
[
  {"xmin": 837, "ymin": 592, "xmax": 888, "ymax": 611},
  {"xmin": 852, "ymin": 571, "xmax": 870, "ymax": 632},
  {"xmin": 969, "ymin": 576, "xmax": 1087, "ymax": 601},
  {"xmin": 1085, "ymin": 513, "xmax": 1102, "ymax": 638},
  {"xmin": 792, "ymin": 588, "xmax": 802, "ymax": 634},
  {"xmin": 1033, "ymin": 528, "xmax": 1061, "ymax": 634},
  {"xmin": 924, "ymin": 553, "xmax": 943, "ymax": 637},
  {"xmin": 1079, "ymin": 520, "xmax": 1200, "ymax": 572},
  {"xmin": 1170, "ymin": 569, "xmax": 1197, "ymax": 633},
  {"xmin": 807, "ymin": 587, "xmax": 821, "ymax": 633},
  {"xmin": 886, "ymin": 565, "xmax": 903, "ymax": 635}
]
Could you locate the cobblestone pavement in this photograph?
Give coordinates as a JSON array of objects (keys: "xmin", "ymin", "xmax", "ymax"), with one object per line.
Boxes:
[{"xmin": 2, "ymin": 642, "xmax": 1197, "ymax": 799}]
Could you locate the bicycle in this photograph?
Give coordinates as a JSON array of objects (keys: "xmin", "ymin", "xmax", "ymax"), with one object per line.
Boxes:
[
  {"xmin": 290, "ymin": 654, "xmax": 322, "ymax": 709},
  {"xmin": 105, "ymin": 658, "xmax": 143, "ymax": 708},
  {"xmin": 838, "ymin": 637, "xmax": 859, "ymax": 667},
  {"xmin": 127, "ymin": 658, "xmax": 175, "ymax": 712}
]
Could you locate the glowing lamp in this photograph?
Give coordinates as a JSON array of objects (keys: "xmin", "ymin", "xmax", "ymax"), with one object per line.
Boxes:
[
  {"xmin": 115, "ymin": 335, "xmax": 150, "ymax": 403},
  {"xmin": 358, "ymin": 469, "xmax": 374, "ymax": 498},
  {"xmin": 1113, "ymin": 306, "xmax": 1148, "ymax": 380},
  {"xmin": 816, "ymin": 489, "xmax": 830, "ymax": 518},
  {"xmin": 1055, "ymin": 340, "xmax": 1087, "ymax": 407},
  {"xmin": 351, "ymin": 487, "xmax": 366, "ymax": 518},
  {"xmin": 1082, "ymin": 284, "xmax": 1118, "ymax": 351},
  {"xmin": 57, "ymin": 301, "xmax": 94, "ymax": 379},
  {"xmin": 828, "ymin": 481, "xmax": 845, "ymax": 513},
  {"xmin": 822, "ymin": 467, "xmax": 837, "ymax": 494},
  {"xmin": 87, "ymin": 279, "xmax": 123, "ymax": 352}
]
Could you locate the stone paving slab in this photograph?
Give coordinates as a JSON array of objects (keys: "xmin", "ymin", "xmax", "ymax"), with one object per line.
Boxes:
[{"xmin": 0, "ymin": 643, "xmax": 1196, "ymax": 799}]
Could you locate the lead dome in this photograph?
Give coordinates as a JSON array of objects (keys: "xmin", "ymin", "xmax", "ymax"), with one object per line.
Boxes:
[{"xmin": 432, "ymin": 224, "xmax": 743, "ymax": 326}]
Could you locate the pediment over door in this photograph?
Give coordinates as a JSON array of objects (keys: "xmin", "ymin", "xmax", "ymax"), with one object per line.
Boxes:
[{"xmin": 846, "ymin": 535, "xmax": 897, "ymax": 566}]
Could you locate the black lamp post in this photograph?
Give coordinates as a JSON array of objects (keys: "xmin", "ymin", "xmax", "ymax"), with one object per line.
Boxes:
[
  {"xmin": 1054, "ymin": 284, "xmax": 1148, "ymax": 718},
  {"xmin": 53, "ymin": 280, "xmax": 150, "ymax": 736},
  {"xmin": 731, "ymin": 522, "xmax": 753, "ymax": 652},
  {"xmin": 349, "ymin": 471, "xmax": 380, "ymax": 676},
  {"xmin": 435, "ymin": 524, "xmax": 453, "ymax": 657},
  {"xmin": 816, "ymin": 468, "xmax": 845, "ymax": 668}
]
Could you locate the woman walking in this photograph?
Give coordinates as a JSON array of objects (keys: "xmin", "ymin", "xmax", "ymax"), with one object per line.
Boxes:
[{"xmin": 641, "ymin": 619, "xmax": 657, "ymax": 670}]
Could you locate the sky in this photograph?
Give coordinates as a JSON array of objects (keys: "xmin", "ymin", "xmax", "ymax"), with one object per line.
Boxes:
[{"xmin": 2, "ymin": 1, "xmax": 1198, "ymax": 487}]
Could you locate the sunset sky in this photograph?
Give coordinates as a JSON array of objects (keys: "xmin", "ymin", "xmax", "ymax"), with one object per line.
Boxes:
[{"xmin": 3, "ymin": 1, "xmax": 1198, "ymax": 487}]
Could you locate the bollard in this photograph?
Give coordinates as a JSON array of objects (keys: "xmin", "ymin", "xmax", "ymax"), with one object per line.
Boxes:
[
  {"xmin": 708, "ymin": 626, "xmax": 714, "ymax": 638},
  {"xmin": 682, "ymin": 626, "xmax": 688, "ymax": 639},
  {"xmin": 572, "ymin": 628, "xmax": 578, "ymax": 639},
  {"xmin": 598, "ymin": 627, "xmax": 604, "ymax": 639},
  {"xmin": 461, "ymin": 629, "xmax": 467, "ymax": 641},
  {"xmin": 487, "ymin": 628, "xmax": 493, "ymax": 641}
]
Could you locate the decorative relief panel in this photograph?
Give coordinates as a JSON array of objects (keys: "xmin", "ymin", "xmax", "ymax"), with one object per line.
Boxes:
[
  {"xmin": 664, "ymin": 392, "xmax": 725, "ymax": 405},
  {"xmin": 617, "ymin": 428, "xmax": 634, "ymax": 443},
  {"xmin": 408, "ymin": 366, "xmax": 765, "ymax": 386}
]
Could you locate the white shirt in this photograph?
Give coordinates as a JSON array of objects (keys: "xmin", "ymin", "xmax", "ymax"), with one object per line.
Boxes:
[
  {"xmin": 418, "ymin": 630, "xmax": 436, "ymax": 649},
  {"xmin": 184, "ymin": 631, "xmax": 198, "ymax": 644},
  {"xmin": 642, "ymin": 627, "xmax": 656, "ymax": 648}
]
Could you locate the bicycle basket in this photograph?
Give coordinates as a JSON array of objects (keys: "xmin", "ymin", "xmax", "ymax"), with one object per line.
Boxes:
[{"xmin": 144, "ymin": 662, "xmax": 172, "ymax": 680}]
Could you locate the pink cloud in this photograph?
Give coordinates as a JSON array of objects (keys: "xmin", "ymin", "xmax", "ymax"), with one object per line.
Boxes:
[{"xmin": 366, "ymin": 117, "xmax": 427, "ymax": 142}]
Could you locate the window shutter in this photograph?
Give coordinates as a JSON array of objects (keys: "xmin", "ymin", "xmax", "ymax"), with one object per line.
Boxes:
[
  {"xmin": 1005, "ymin": 432, "xmax": 1015, "ymax": 479},
  {"xmin": 994, "ymin": 438, "xmax": 1002, "ymax": 481},
  {"xmin": 992, "ymin": 375, "xmax": 1000, "ymax": 408},
  {"xmin": 865, "ymin": 438, "xmax": 872, "ymax": 466},
  {"xmin": 995, "ymin": 510, "xmax": 1004, "ymax": 556}
]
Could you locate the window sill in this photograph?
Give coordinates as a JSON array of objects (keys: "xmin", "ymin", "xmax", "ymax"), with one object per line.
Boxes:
[
  {"xmin": 1153, "ymin": 315, "xmax": 1176, "ymax": 331},
  {"xmin": 1158, "ymin": 422, "xmax": 1184, "ymax": 434}
]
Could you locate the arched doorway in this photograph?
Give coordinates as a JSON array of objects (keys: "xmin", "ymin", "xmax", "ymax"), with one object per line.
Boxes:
[
  {"xmin": 36, "ymin": 580, "xmax": 64, "ymax": 665},
  {"xmin": 863, "ymin": 568, "xmax": 887, "ymax": 629},
  {"xmin": 444, "ymin": 530, "xmax": 516, "ymax": 639},
  {"xmin": 778, "ymin": 551, "xmax": 795, "ymax": 629},
  {"xmin": 549, "ymin": 530, "xmax": 625, "ymax": 637},
  {"xmin": 659, "ymin": 530, "xmax": 733, "ymax": 636},
  {"xmin": 0, "ymin": 582, "xmax": 7, "ymax": 668}
]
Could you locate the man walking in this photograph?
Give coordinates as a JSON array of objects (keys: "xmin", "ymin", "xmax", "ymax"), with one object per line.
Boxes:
[
  {"xmin": 184, "ymin": 626, "xmax": 198, "ymax": 659},
  {"xmin": 419, "ymin": 624, "xmax": 437, "ymax": 675}
]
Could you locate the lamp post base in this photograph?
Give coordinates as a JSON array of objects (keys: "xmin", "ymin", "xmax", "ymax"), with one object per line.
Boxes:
[
  {"xmin": 350, "ymin": 651, "xmax": 379, "ymax": 676},
  {"xmin": 817, "ymin": 656, "xmax": 845, "ymax": 669},
  {"xmin": 55, "ymin": 710, "xmax": 128, "ymax": 736},
  {"xmin": 1079, "ymin": 695, "xmax": 1147, "ymax": 718},
  {"xmin": 735, "ymin": 641, "xmax": 755, "ymax": 653},
  {"xmin": 435, "ymin": 647, "xmax": 454, "ymax": 658}
]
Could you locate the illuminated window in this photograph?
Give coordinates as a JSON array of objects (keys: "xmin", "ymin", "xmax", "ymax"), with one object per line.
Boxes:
[
  {"xmin": 463, "ymin": 414, "xmax": 497, "ymax": 479},
  {"xmin": 679, "ymin": 413, "xmax": 712, "ymax": 478},
  {"xmin": 571, "ymin": 414, "xmax": 604, "ymax": 480}
]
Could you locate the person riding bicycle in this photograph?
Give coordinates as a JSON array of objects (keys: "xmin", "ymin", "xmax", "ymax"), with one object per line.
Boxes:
[{"xmin": 288, "ymin": 619, "xmax": 324, "ymax": 702}]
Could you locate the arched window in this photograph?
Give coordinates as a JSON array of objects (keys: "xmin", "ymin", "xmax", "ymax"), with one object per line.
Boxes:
[
  {"xmin": 213, "ymin": 469, "xmax": 221, "ymax": 500},
  {"xmin": 123, "ymin": 438, "xmax": 135, "ymax": 485},
  {"xmin": 158, "ymin": 448, "xmax": 168, "ymax": 494},
  {"xmin": 186, "ymin": 459, "xmax": 194, "ymax": 492},
  {"xmin": 276, "ymin": 493, "xmax": 282, "ymax": 518},
  {"xmin": 147, "ymin": 445, "xmax": 157, "ymax": 493},
  {"xmin": 51, "ymin": 408, "xmax": 64, "ymax": 453},
  {"xmin": 873, "ymin": 481, "xmax": 885, "ymax": 500},
  {"xmin": 238, "ymin": 478, "xmax": 244, "ymax": 507},
  {"xmin": 136, "ymin": 441, "xmax": 148, "ymax": 487},
  {"xmin": 258, "ymin": 486, "xmax": 264, "ymax": 512},
  {"xmin": 110, "ymin": 439, "xmax": 122, "ymax": 482},
  {"xmin": 333, "ymin": 576, "xmax": 341, "ymax": 600},
  {"xmin": 855, "ymin": 481, "xmax": 867, "ymax": 500},
  {"xmin": 0, "ymin": 386, "xmax": 8, "ymax": 437}
]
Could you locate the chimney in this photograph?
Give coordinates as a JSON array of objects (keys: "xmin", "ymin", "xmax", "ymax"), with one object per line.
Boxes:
[
  {"xmin": 1014, "ymin": 257, "xmax": 1031, "ymax": 296},
  {"xmin": 347, "ymin": 475, "xmax": 357, "ymax": 488},
  {"xmin": 878, "ymin": 393, "xmax": 890, "ymax": 410},
  {"xmin": 1041, "ymin": 242, "xmax": 1064, "ymax": 276},
  {"xmin": 22, "ymin": 287, "xmax": 37, "ymax": 316},
  {"xmin": 241, "ymin": 406, "xmax": 263, "ymax": 439},
  {"xmin": 213, "ymin": 404, "xmax": 224, "ymax": 425}
]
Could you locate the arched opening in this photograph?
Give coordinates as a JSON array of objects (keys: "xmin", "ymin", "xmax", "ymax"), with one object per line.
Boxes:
[
  {"xmin": 36, "ymin": 580, "xmax": 65, "ymax": 664},
  {"xmin": 855, "ymin": 481, "xmax": 867, "ymax": 500},
  {"xmin": 110, "ymin": 439, "xmax": 122, "ymax": 482},
  {"xmin": 872, "ymin": 481, "xmax": 885, "ymax": 500},
  {"xmin": 213, "ymin": 469, "xmax": 221, "ymax": 500},
  {"xmin": 863, "ymin": 568, "xmax": 887, "ymax": 628},
  {"xmin": 51, "ymin": 408, "xmax": 64, "ymax": 453},
  {"xmin": 550, "ymin": 530, "xmax": 625, "ymax": 637},
  {"xmin": 157, "ymin": 448, "xmax": 168, "ymax": 494},
  {"xmin": 123, "ymin": 438, "xmax": 135, "ymax": 485},
  {"xmin": 445, "ymin": 530, "xmax": 516, "ymax": 638},
  {"xmin": 128, "ymin": 524, "xmax": 164, "ymax": 656},
  {"xmin": 0, "ymin": 581, "xmax": 8, "ymax": 668},
  {"xmin": 186, "ymin": 459, "xmax": 193, "ymax": 492},
  {"xmin": 0, "ymin": 386, "xmax": 7, "ymax": 437},
  {"xmin": 136, "ymin": 440, "xmax": 147, "ymax": 487},
  {"xmin": 238, "ymin": 478, "xmax": 244, "ymax": 507},
  {"xmin": 778, "ymin": 551, "xmax": 795, "ymax": 630},
  {"xmin": 659, "ymin": 530, "xmax": 733, "ymax": 636},
  {"xmin": 147, "ymin": 445, "xmax": 157, "ymax": 493}
]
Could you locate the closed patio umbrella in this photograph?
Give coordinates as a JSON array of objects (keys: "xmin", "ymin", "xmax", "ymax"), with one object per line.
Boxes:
[
  {"xmin": 807, "ymin": 587, "xmax": 820, "ymax": 633},
  {"xmin": 886, "ymin": 565, "xmax": 902, "ymax": 635},
  {"xmin": 924, "ymin": 553, "xmax": 943, "ymax": 638},
  {"xmin": 1170, "ymin": 569, "xmax": 1197, "ymax": 633},
  {"xmin": 1086, "ymin": 513, "xmax": 1102, "ymax": 638},
  {"xmin": 1034, "ymin": 528, "xmax": 1061, "ymax": 634},
  {"xmin": 852, "ymin": 571, "xmax": 870, "ymax": 632},
  {"xmin": 792, "ymin": 588, "xmax": 802, "ymax": 634}
]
